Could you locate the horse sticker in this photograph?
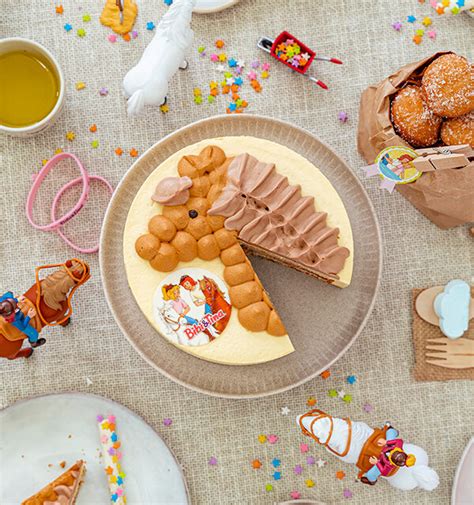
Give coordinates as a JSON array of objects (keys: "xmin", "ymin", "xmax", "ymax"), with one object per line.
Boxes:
[{"xmin": 153, "ymin": 268, "xmax": 232, "ymax": 346}]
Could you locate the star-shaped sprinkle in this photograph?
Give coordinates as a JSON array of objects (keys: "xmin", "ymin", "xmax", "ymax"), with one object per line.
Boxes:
[
  {"xmin": 75, "ymin": 81, "xmax": 86, "ymax": 90},
  {"xmin": 307, "ymin": 456, "xmax": 316, "ymax": 465},
  {"xmin": 193, "ymin": 87, "xmax": 202, "ymax": 96},
  {"xmin": 268, "ymin": 434, "xmax": 279, "ymax": 444},
  {"xmin": 228, "ymin": 102, "xmax": 237, "ymax": 111},
  {"xmin": 343, "ymin": 394, "xmax": 352, "ymax": 403},
  {"xmin": 265, "ymin": 484, "xmax": 273, "ymax": 492},
  {"xmin": 306, "ymin": 479, "xmax": 315, "ymax": 488},
  {"xmin": 294, "ymin": 464, "xmax": 303, "ymax": 475},
  {"xmin": 234, "ymin": 77, "xmax": 243, "ymax": 86},
  {"xmin": 207, "ymin": 95, "xmax": 215, "ymax": 104},
  {"xmin": 271, "ymin": 458, "xmax": 281, "ymax": 468},
  {"xmin": 130, "ymin": 148, "xmax": 138, "ymax": 157},
  {"xmin": 234, "ymin": 66, "xmax": 243, "ymax": 75},
  {"xmin": 261, "ymin": 62, "xmax": 271, "ymax": 71},
  {"xmin": 216, "ymin": 64, "xmax": 226, "ymax": 72},
  {"xmin": 66, "ymin": 131, "xmax": 75, "ymax": 141},
  {"xmin": 337, "ymin": 390, "xmax": 346, "ymax": 399},
  {"xmin": 247, "ymin": 71, "xmax": 257, "ymax": 80},
  {"xmin": 413, "ymin": 34, "xmax": 423, "ymax": 44},
  {"xmin": 123, "ymin": 33, "xmax": 131, "ymax": 42},
  {"xmin": 290, "ymin": 491, "xmax": 301, "ymax": 499},
  {"xmin": 307, "ymin": 396, "xmax": 317, "ymax": 407},
  {"xmin": 198, "ymin": 46, "xmax": 206, "ymax": 54},
  {"xmin": 407, "ymin": 15, "xmax": 416, "ymax": 23},
  {"xmin": 208, "ymin": 456, "xmax": 218, "ymax": 466},
  {"xmin": 336, "ymin": 470, "xmax": 346, "ymax": 480},
  {"xmin": 115, "ymin": 147, "xmax": 123, "ymax": 156},
  {"xmin": 251, "ymin": 459, "xmax": 262, "ymax": 469},
  {"xmin": 54, "ymin": 148, "xmax": 63, "ymax": 155},
  {"xmin": 132, "ymin": 30, "xmax": 138, "ymax": 39},
  {"xmin": 273, "ymin": 471, "xmax": 281, "ymax": 481},
  {"xmin": 108, "ymin": 34, "xmax": 117, "ymax": 43},
  {"xmin": 320, "ymin": 369, "xmax": 331, "ymax": 379},
  {"xmin": 56, "ymin": 5, "xmax": 64, "ymax": 14},
  {"xmin": 261, "ymin": 70, "xmax": 269, "ymax": 79},
  {"xmin": 111, "ymin": 433, "xmax": 118, "ymax": 442},
  {"xmin": 363, "ymin": 403, "xmax": 374, "ymax": 413},
  {"xmin": 194, "ymin": 96, "xmax": 202, "ymax": 104},
  {"xmin": 97, "ymin": 414, "xmax": 104, "ymax": 422},
  {"xmin": 82, "ymin": 14, "xmax": 91, "ymax": 22},
  {"xmin": 210, "ymin": 53, "xmax": 219, "ymax": 62},
  {"xmin": 416, "ymin": 28, "xmax": 425, "ymax": 36},
  {"xmin": 228, "ymin": 58, "xmax": 237, "ymax": 67},
  {"xmin": 236, "ymin": 59, "xmax": 245, "ymax": 68},
  {"xmin": 163, "ymin": 418, "xmax": 172, "ymax": 426},
  {"xmin": 422, "ymin": 16, "xmax": 432, "ymax": 26},
  {"xmin": 281, "ymin": 406, "xmax": 290, "ymax": 416},
  {"xmin": 105, "ymin": 466, "xmax": 113, "ymax": 475},
  {"xmin": 146, "ymin": 21, "xmax": 155, "ymax": 31},
  {"xmin": 215, "ymin": 39, "xmax": 225, "ymax": 48},
  {"xmin": 346, "ymin": 375, "xmax": 356, "ymax": 384},
  {"xmin": 343, "ymin": 489, "xmax": 353, "ymax": 499},
  {"xmin": 64, "ymin": 23, "xmax": 72, "ymax": 32},
  {"xmin": 164, "ymin": 0, "xmax": 173, "ymax": 5},
  {"xmin": 77, "ymin": 28, "xmax": 86, "ymax": 37},
  {"xmin": 258, "ymin": 434, "xmax": 267, "ymax": 444},
  {"xmin": 218, "ymin": 53, "xmax": 227, "ymax": 62},
  {"xmin": 300, "ymin": 443, "xmax": 309, "ymax": 453},
  {"xmin": 392, "ymin": 21, "xmax": 403, "ymax": 31},
  {"xmin": 91, "ymin": 140, "xmax": 99, "ymax": 148},
  {"xmin": 328, "ymin": 389, "xmax": 338, "ymax": 398},
  {"xmin": 427, "ymin": 30, "xmax": 437, "ymax": 39},
  {"xmin": 89, "ymin": 124, "xmax": 97, "ymax": 132},
  {"xmin": 338, "ymin": 111, "xmax": 349, "ymax": 123},
  {"xmin": 116, "ymin": 476, "xmax": 123, "ymax": 485},
  {"xmin": 99, "ymin": 87, "xmax": 109, "ymax": 96},
  {"xmin": 316, "ymin": 458, "xmax": 326, "ymax": 468},
  {"xmin": 251, "ymin": 60, "xmax": 260, "ymax": 68}
]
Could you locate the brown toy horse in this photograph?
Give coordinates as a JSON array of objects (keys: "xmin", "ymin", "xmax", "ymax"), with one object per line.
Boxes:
[
  {"xmin": 0, "ymin": 259, "xmax": 90, "ymax": 360},
  {"xmin": 199, "ymin": 276, "xmax": 231, "ymax": 334}
]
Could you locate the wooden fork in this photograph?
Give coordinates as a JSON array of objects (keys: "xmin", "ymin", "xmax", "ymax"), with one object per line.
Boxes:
[{"xmin": 425, "ymin": 338, "xmax": 474, "ymax": 369}]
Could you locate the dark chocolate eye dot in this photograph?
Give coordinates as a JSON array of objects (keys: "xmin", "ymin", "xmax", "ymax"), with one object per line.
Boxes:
[{"xmin": 188, "ymin": 209, "xmax": 198, "ymax": 219}]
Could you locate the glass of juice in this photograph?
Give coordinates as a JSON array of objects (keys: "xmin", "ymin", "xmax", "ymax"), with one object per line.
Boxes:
[{"xmin": 0, "ymin": 38, "xmax": 65, "ymax": 137}]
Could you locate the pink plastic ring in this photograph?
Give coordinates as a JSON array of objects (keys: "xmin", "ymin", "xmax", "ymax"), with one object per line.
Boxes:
[
  {"xmin": 26, "ymin": 153, "xmax": 90, "ymax": 232},
  {"xmin": 51, "ymin": 175, "xmax": 114, "ymax": 254}
]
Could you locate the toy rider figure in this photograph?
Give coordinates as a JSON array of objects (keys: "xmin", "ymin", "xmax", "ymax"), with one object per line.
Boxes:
[
  {"xmin": 0, "ymin": 292, "xmax": 46, "ymax": 347},
  {"xmin": 361, "ymin": 427, "xmax": 416, "ymax": 485}
]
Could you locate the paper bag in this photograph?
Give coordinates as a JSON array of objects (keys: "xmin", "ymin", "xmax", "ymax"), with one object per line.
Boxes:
[{"xmin": 357, "ymin": 52, "xmax": 474, "ymax": 229}]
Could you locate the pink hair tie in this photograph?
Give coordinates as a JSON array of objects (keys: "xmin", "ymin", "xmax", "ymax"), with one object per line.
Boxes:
[
  {"xmin": 26, "ymin": 153, "xmax": 90, "ymax": 231},
  {"xmin": 51, "ymin": 175, "xmax": 114, "ymax": 253}
]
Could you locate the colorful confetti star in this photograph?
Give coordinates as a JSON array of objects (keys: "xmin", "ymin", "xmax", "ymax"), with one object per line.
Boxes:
[
  {"xmin": 346, "ymin": 375, "xmax": 356, "ymax": 384},
  {"xmin": 407, "ymin": 15, "xmax": 417, "ymax": 23},
  {"xmin": 294, "ymin": 464, "xmax": 303, "ymax": 475},
  {"xmin": 307, "ymin": 456, "xmax": 315, "ymax": 465},
  {"xmin": 290, "ymin": 491, "xmax": 301, "ymax": 500},
  {"xmin": 320, "ymin": 370, "xmax": 331, "ymax": 379},
  {"xmin": 337, "ymin": 390, "xmax": 346, "ymax": 399},
  {"xmin": 146, "ymin": 22, "xmax": 155, "ymax": 31},
  {"xmin": 261, "ymin": 70, "xmax": 269, "ymax": 79},
  {"xmin": 413, "ymin": 34, "xmax": 423, "ymax": 44},
  {"xmin": 115, "ymin": 147, "xmax": 123, "ymax": 156},
  {"xmin": 363, "ymin": 403, "xmax": 374, "ymax": 413},
  {"xmin": 268, "ymin": 434, "xmax": 279, "ymax": 444},
  {"xmin": 343, "ymin": 489, "xmax": 353, "ymax": 499},
  {"xmin": 236, "ymin": 59, "xmax": 245, "ymax": 67},
  {"xmin": 258, "ymin": 434, "xmax": 267, "ymax": 444},
  {"xmin": 247, "ymin": 71, "xmax": 257, "ymax": 80},
  {"xmin": 77, "ymin": 28, "xmax": 86, "ymax": 37},
  {"xmin": 336, "ymin": 470, "xmax": 346, "ymax": 480},
  {"xmin": 261, "ymin": 62, "xmax": 271, "ymax": 71},
  {"xmin": 215, "ymin": 39, "xmax": 225, "ymax": 48},
  {"xmin": 307, "ymin": 396, "xmax": 317, "ymax": 407},
  {"xmin": 228, "ymin": 58, "xmax": 238, "ymax": 67},
  {"xmin": 265, "ymin": 484, "xmax": 273, "ymax": 492},
  {"xmin": 338, "ymin": 111, "xmax": 349, "ymax": 123},
  {"xmin": 343, "ymin": 394, "xmax": 352, "ymax": 403},
  {"xmin": 251, "ymin": 459, "xmax": 262, "ymax": 469},
  {"xmin": 427, "ymin": 30, "xmax": 437, "ymax": 39},
  {"xmin": 281, "ymin": 406, "xmax": 290, "ymax": 416},
  {"xmin": 305, "ymin": 479, "xmax": 315, "ymax": 488},
  {"xmin": 218, "ymin": 53, "xmax": 227, "ymax": 62},
  {"xmin": 422, "ymin": 16, "xmax": 432, "ymax": 26},
  {"xmin": 328, "ymin": 389, "xmax": 338, "ymax": 398},
  {"xmin": 163, "ymin": 418, "xmax": 172, "ymax": 426},
  {"xmin": 108, "ymin": 34, "xmax": 117, "ymax": 43},
  {"xmin": 89, "ymin": 124, "xmax": 97, "ymax": 133},
  {"xmin": 55, "ymin": 5, "xmax": 64, "ymax": 14},
  {"xmin": 300, "ymin": 443, "xmax": 309, "ymax": 453},
  {"xmin": 75, "ymin": 81, "xmax": 86, "ymax": 90},
  {"xmin": 91, "ymin": 140, "xmax": 99, "ymax": 149},
  {"xmin": 65, "ymin": 131, "xmax": 75, "ymax": 141},
  {"xmin": 164, "ymin": 0, "xmax": 173, "ymax": 5},
  {"xmin": 194, "ymin": 96, "xmax": 203, "ymax": 104},
  {"xmin": 99, "ymin": 87, "xmax": 109, "ymax": 96},
  {"xmin": 392, "ymin": 21, "xmax": 403, "ymax": 31},
  {"xmin": 210, "ymin": 53, "xmax": 219, "ymax": 62},
  {"xmin": 123, "ymin": 33, "xmax": 131, "ymax": 42},
  {"xmin": 316, "ymin": 458, "xmax": 326, "ymax": 468},
  {"xmin": 82, "ymin": 14, "xmax": 91, "ymax": 22},
  {"xmin": 64, "ymin": 23, "xmax": 72, "ymax": 32},
  {"xmin": 160, "ymin": 103, "xmax": 169, "ymax": 113},
  {"xmin": 130, "ymin": 148, "xmax": 138, "ymax": 157},
  {"xmin": 208, "ymin": 456, "xmax": 218, "ymax": 466},
  {"xmin": 273, "ymin": 471, "xmax": 281, "ymax": 481},
  {"xmin": 131, "ymin": 30, "xmax": 138, "ymax": 39},
  {"xmin": 216, "ymin": 64, "xmax": 226, "ymax": 72},
  {"xmin": 251, "ymin": 60, "xmax": 260, "ymax": 69},
  {"xmin": 272, "ymin": 459, "xmax": 281, "ymax": 468},
  {"xmin": 207, "ymin": 95, "xmax": 215, "ymax": 104}
]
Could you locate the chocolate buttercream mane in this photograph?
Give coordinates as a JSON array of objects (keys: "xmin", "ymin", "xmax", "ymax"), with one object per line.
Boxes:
[{"xmin": 208, "ymin": 153, "xmax": 350, "ymax": 277}]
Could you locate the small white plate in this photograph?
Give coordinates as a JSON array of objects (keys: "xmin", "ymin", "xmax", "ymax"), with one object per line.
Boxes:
[
  {"xmin": 452, "ymin": 437, "xmax": 474, "ymax": 505},
  {"xmin": 0, "ymin": 393, "xmax": 189, "ymax": 505},
  {"xmin": 194, "ymin": 0, "xmax": 240, "ymax": 14}
]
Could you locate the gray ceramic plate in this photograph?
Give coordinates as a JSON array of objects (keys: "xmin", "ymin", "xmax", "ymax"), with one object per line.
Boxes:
[{"xmin": 100, "ymin": 115, "xmax": 382, "ymax": 398}]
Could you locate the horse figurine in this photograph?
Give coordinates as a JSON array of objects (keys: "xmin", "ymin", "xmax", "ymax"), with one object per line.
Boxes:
[
  {"xmin": 199, "ymin": 276, "xmax": 231, "ymax": 334},
  {"xmin": 0, "ymin": 259, "xmax": 90, "ymax": 360},
  {"xmin": 298, "ymin": 409, "xmax": 439, "ymax": 491},
  {"xmin": 123, "ymin": 0, "xmax": 195, "ymax": 116}
]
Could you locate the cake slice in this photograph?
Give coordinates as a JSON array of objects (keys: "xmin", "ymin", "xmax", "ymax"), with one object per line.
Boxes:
[{"xmin": 22, "ymin": 460, "xmax": 85, "ymax": 505}]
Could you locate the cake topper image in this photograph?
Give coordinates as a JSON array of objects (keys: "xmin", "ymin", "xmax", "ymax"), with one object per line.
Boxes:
[
  {"xmin": 153, "ymin": 268, "xmax": 232, "ymax": 347},
  {"xmin": 297, "ymin": 409, "xmax": 439, "ymax": 491},
  {"xmin": 0, "ymin": 259, "xmax": 90, "ymax": 360},
  {"xmin": 123, "ymin": 0, "xmax": 195, "ymax": 115}
]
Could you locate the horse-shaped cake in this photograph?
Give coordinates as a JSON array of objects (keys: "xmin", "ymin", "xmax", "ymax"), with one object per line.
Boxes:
[{"xmin": 0, "ymin": 259, "xmax": 90, "ymax": 360}]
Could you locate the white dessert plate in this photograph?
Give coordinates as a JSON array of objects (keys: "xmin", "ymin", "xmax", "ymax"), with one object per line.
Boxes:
[
  {"xmin": 194, "ymin": 0, "xmax": 240, "ymax": 13},
  {"xmin": 452, "ymin": 437, "xmax": 474, "ymax": 505},
  {"xmin": 100, "ymin": 115, "xmax": 382, "ymax": 398},
  {"xmin": 0, "ymin": 393, "xmax": 189, "ymax": 505}
]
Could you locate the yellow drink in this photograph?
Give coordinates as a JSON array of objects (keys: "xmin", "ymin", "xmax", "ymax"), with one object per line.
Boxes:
[{"xmin": 0, "ymin": 50, "xmax": 60, "ymax": 128}]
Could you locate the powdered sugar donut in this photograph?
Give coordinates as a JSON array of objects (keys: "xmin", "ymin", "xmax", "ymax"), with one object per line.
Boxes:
[
  {"xmin": 422, "ymin": 54, "xmax": 474, "ymax": 118},
  {"xmin": 441, "ymin": 112, "xmax": 474, "ymax": 147},
  {"xmin": 391, "ymin": 85, "xmax": 442, "ymax": 147}
]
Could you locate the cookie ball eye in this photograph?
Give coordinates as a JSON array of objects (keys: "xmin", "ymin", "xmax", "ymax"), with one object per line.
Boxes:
[{"xmin": 188, "ymin": 209, "xmax": 198, "ymax": 219}]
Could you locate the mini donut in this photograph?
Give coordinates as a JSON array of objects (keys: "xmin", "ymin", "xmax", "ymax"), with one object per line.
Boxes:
[
  {"xmin": 171, "ymin": 231, "xmax": 197, "ymax": 262},
  {"xmin": 391, "ymin": 85, "xmax": 442, "ymax": 147},
  {"xmin": 197, "ymin": 234, "xmax": 221, "ymax": 260},
  {"xmin": 440, "ymin": 112, "xmax": 474, "ymax": 147},
  {"xmin": 267, "ymin": 310, "xmax": 286, "ymax": 336},
  {"xmin": 238, "ymin": 302, "xmax": 270, "ymax": 332},
  {"xmin": 148, "ymin": 215, "xmax": 177, "ymax": 242},
  {"xmin": 229, "ymin": 281, "xmax": 263, "ymax": 309},
  {"xmin": 150, "ymin": 243, "xmax": 179, "ymax": 272},
  {"xmin": 422, "ymin": 54, "xmax": 474, "ymax": 118},
  {"xmin": 135, "ymin": 234, "xmax": 160, "ymax": 260}
]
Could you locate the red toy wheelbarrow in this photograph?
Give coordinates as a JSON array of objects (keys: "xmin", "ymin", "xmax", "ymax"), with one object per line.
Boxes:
[{"xmin": 257, "ymin": 31, "xmax": 342, "ymax": 89}]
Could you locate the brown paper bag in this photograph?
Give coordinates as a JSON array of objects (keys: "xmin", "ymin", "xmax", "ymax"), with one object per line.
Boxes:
[{"xmin": 357, "ymin": 52, "xmax": 474, "ymax": 229}]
